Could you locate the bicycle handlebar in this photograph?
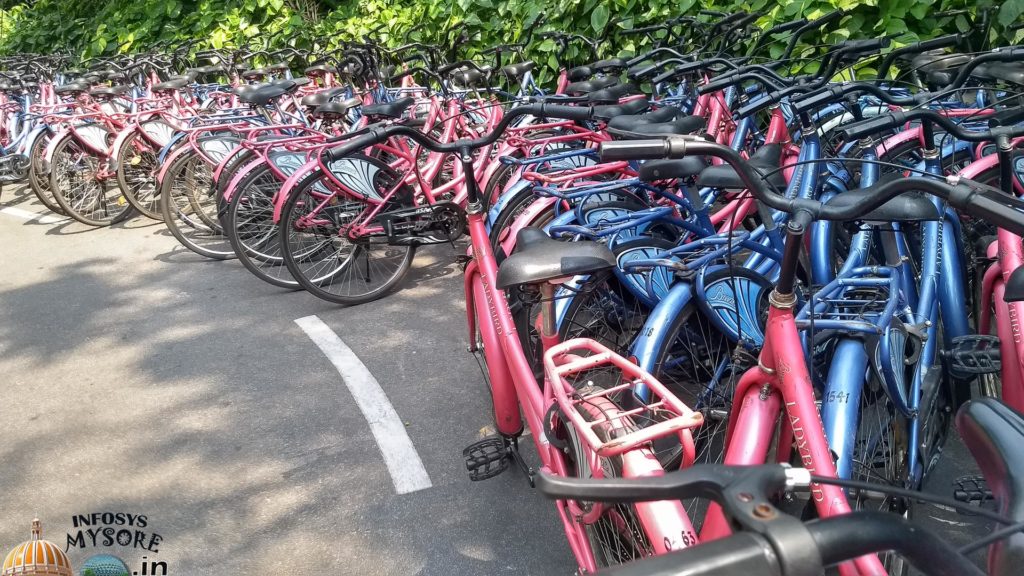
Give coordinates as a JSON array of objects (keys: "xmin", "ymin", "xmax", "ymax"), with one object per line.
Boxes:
[
  {"xmin": 598, "ymin": 136, "xmax": 1024, "ymax": 233},
  {"xmin": 322, "ymin": 103, "xmax": 593, "ymax": 161},
  {"xmin": 837, "ymin": 107, "xmax": 1024, "ymax": 142}
]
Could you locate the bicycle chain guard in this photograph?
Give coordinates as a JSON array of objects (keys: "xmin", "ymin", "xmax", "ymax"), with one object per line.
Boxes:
[{"xmin": 377, "ymin": 200, "xmax": 467, "ymax": 246}]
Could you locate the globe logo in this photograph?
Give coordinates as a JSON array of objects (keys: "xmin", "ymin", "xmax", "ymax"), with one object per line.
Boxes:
[{"xmin": 80, "ymin": 554, "xmax": 129, "ymax": 576}]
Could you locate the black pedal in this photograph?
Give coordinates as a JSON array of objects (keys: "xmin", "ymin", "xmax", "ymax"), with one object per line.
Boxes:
[
  {"xmin": 463, "ymin": 437, "xmax": 511, "ymax": 481},
  {"xmin": 944, "ymin": 335, "xmax": 1001, "ymax": 377},
  {"xmin": 953, "ymin": 474, "xmax": 993, "ymax": 505}
]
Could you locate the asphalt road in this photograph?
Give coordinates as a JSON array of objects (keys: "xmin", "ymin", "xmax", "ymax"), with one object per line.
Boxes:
[{"xmin": 0, "ymin": 183, "xmax": 995, "ymax": 576}]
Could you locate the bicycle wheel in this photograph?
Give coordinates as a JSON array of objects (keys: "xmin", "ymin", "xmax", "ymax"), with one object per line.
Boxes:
[
  {"xmin": 555, "ymin": 383, "xmax": 653, "ymax": 568},
  {"xmin": 279, "ymin": 159, "xmax": 415, "ymax": 305},
  {"xmin": 27, "ymin": 129, "xmax": 63, "ymax": 215},
  {"xmin": 159, "ymin": 149, "xmax": 236, "ymax": 259},
  {"xmin": 226, "ymin": 162, "xmax": 299, "ymax": 289},
  {"xmin": 49, "ymin": 132, "xmax": 133, "ymax": 226},
  {"xmin": 115, "ymin": 130, "xmax": 161, "ymax": 219}
]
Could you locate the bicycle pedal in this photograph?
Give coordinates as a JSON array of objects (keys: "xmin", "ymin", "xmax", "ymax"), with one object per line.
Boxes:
[
  {"xmin": 944, "ymin": 335, "xmax": 1001, "ymax": 377},
  {"xmin": 953, "ymin": 474, "xmax": 993, "ymax": 506},
  {"xmin": 463, "ymin": 437, "xmax": 511, "ymax": 481}
]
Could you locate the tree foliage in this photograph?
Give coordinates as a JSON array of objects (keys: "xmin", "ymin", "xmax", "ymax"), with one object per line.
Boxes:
[{"xmin": 0, "ymin": 0, "xmax": 1019, "ymax": 70}]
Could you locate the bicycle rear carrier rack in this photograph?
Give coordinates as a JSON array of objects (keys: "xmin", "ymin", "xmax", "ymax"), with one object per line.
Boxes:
[{"xmin": 543, "ymin": 338, "xmax": 703, "ymax": 458}]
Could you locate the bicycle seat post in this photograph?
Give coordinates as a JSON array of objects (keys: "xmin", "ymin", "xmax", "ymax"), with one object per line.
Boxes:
[{"xmin": 539, "ymin": 282, "xmax": 559, "ymax": 351}]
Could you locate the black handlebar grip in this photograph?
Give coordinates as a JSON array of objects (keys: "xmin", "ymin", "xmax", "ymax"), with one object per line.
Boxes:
[
  {"xmin": 836, "ymin": 111, "xmax": 905, "ymax": 141},
  {"xmin": 812, "ymin": 8, "xmax": 846, "ymax": 27},
  {"xmin": 734, "ymin": 93, "xmax": 780, "ymax": 118},
  {"xmin": 789, "ymin": 85, "xmax": 843, "ymax": 115},
  {"xmin": 533, "ymin": 103, "xmax": 594, "ymax": 121},
  {"xmin": 599, "ymin": 140, "xmax": 670, "ymax": 161},
  {"xmin": 916, "ymin": 33, "xmax": 962, "ymax": 52},
  {"xmin": 954, "ymin": 181, "xmax": 1024, "ymax": 237},
  {"xmin": 841, "ymin": 37, "xmax": 891, "ymax": 54},
  {"xmin": 766, "ymin": 18, "xmax": 809, "ymax": 35},
  {"xmin": 323, "ymin": 132, "xmax": 384, "ymax": 162}
]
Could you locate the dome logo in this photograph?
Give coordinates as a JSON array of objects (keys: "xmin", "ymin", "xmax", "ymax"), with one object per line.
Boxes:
[{"xmin": 80, "ymin": 554, "xmax": 129, "ymax": 576}]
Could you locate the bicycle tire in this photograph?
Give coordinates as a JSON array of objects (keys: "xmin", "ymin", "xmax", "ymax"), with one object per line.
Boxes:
[
  {"xmin": 49, "ymin": 132, "xmax": 133, "ymax": 226},
  {"xmin": 225, "ymin": 161, "xmax": 300, "ymax": 289},
  {"xmin": 115, "ymin": 130, "xmax": 161, "ymax": 219},
  {"xmin": 279, "ymin": 160, "xmax": 416, "ymax": 305},
  {"xmin": 27, "ymin": 129, "xmax": 63, "ymax": 215},
  {"xmin": 158, "ymin": 149, "xmax": 236, "ymax": 259}
]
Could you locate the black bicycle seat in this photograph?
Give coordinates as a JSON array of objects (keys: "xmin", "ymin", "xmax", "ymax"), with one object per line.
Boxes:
[
  {"xmin": 825, "ymin": 177, "xmax": 941, "ymax": 223},
  {"xmin": 304, "ymin": 63, "xmax": 338, "ymax": 76},
  {"xmin": 565, "ymin": 76, "xmax": 619, "ymax": 96},
  {"xmin": 587, "ymin": 82, "xmax": 641, "ymax": 104},
  {"xmin": 362, "ymin": 96, "xmax": 415, "ymax": 119},
  {"xmin": 697, "ymin": 144, "xmax": 787, "ymax": 192},
  {"xmin": 974, "ymin": 62, "xmax": 1024, "ymax": 87},
  {"xmin": 314, "ymin": 97, "xmax": 363, "ymax": 118},
  {"xmin": 496, "ymin": 227, "xmax": 616, "ymax": 288},
  {"xmin": 152, "ymin": 76, "xmax": 191, "ymax": 92},
  {"xmin": 451, "ymin": 66, "xmax": 493, "ymax": 88},
  {"xmin": 591, "ymin": 99, "xmax": 650, "ymax": 121},
  {"xmin": 54, "ymin": 82, "xmax": 88, "ymax": 95},
  {"xmin": 89, "ymin": 85, "xmax": 130, "ymax": 98},
  {"xmin": 233, "ymin": 81, "xmax": 296, "ymax": 106},
  {"xmin": 957, "ymin": 397, "xmax": 1024, "ymax": 576},
  {"xmin": 300, "ymin": 87, "xmax": 347, "ymax": 108},
  {"xmin": 638, "ymin": 157, "xmax": 708, "ymax": 182},
  {"xmin": 608, "ymin": 115, "xmax": 705, "ymax": 138},
  {"xmin": 500, "ymin": 61, "xmax": 535, "ymax": 78}
]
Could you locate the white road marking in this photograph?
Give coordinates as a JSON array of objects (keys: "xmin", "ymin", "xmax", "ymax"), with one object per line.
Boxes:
[
  {"xmin": 294, "ymin": 315, "xmax": 433, "ymax": 494},
  {"xmin": 0, "ymin": 207, "xmax": 63, "ymax": 224}
]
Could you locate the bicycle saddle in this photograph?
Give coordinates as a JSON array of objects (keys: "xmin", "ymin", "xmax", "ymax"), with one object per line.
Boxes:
[
  {"xmin": 974, "ymin": 62, "xmax": 1024, "ymax": 86},
  {"xmin": 565, "ymin": 76, "xmax": 619, "ymax": 96},
  {"xmin": 54, "ymin": 82, "xmax": 88, "ymax": 95},
  {"xmin": 314, "ymin": 97, "xmax": 363, "ymax": 118},
  {"xmin": 152, "ymin": 76, "xmax": 192, "ymax": 92},
  {"xmin": 233, "ymin": 81, "xmax": 296, "ymax": 106},
  {"xmin": 451, "ymin": 66, "xmax": 493, "ymax": 88},
  {"xmin": 300, "ymin": 87, "xmax": 347, "ymax": 108},
  {"xmin": 496, "ymin": 227, "xmax": 616, "ymax": 289},
  {"xmin": 1004, "ymin": 265, "xmax": 1024, "ymax": 303},
  {"xmin": 566, "ymin": 65, "xmax": 593, "ymax": 82},
  {"xmin": 697, "ymin": 143, "xmax": 787, "ymax": 192},
  {"xmin": 500, "ymin": 61, "xmax": 535, "ymax": 78},
  {"xmin": 824, "ymin": 174, "xmax": 940, "ymax": 223},
  {"xmin": 637, "ymin": 157, "xmax": 708, "ymax": 182},
  {"xmin": 89, "ymin": 85, "xmax": 130, "ymax": 98},
  {"xmin": 587, "ymin": 82, "xmax": 641, "ymax": 104},
  {"xmin": 590, "ymin": 58, "xmax": 628, "ymax": 73},
  {"xmin": 607, "ymin": 113, "xmax": 705, "ymax": 138},
  {"xmin": 187, "ymin": 64, "xmax": 226, "ymax": 77},
  {"xmin": 957, "ymin": 397, "xmax": 1024, "ymax": 576},
  {"xmin": 242, "ymin": 67, "xmax": 275, "ymax": 79},
  {"xmin": 362, "ymin": 96, "xmax": 415, "ymax": 119},
  {"xmin": 304, "ymin": 63, "xmax": 338, "ymax": 76},
  {"xmin": 591, "ymin": 98, "xmax": 650, "ymax": 121}
]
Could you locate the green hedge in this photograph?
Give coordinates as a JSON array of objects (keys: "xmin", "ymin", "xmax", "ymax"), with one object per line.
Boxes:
[{"xmin": 0, "ymin": 0, "xmax": 1020, "ymax": 75}]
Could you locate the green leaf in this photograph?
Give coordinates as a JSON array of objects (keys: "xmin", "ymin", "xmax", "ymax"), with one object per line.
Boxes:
[
  {"xmin": 999, "ymin": 0, "xmax": 1024, "ymax": 26},
  {"xmin": 590, "ymin": 4, "xmax": 609, "ymax": 33}
]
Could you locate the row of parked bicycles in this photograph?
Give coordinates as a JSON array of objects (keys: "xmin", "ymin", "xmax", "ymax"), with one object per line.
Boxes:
[{"xmin": 5, "ymin": 7, "xmax": 1024, "ymax": 575}]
